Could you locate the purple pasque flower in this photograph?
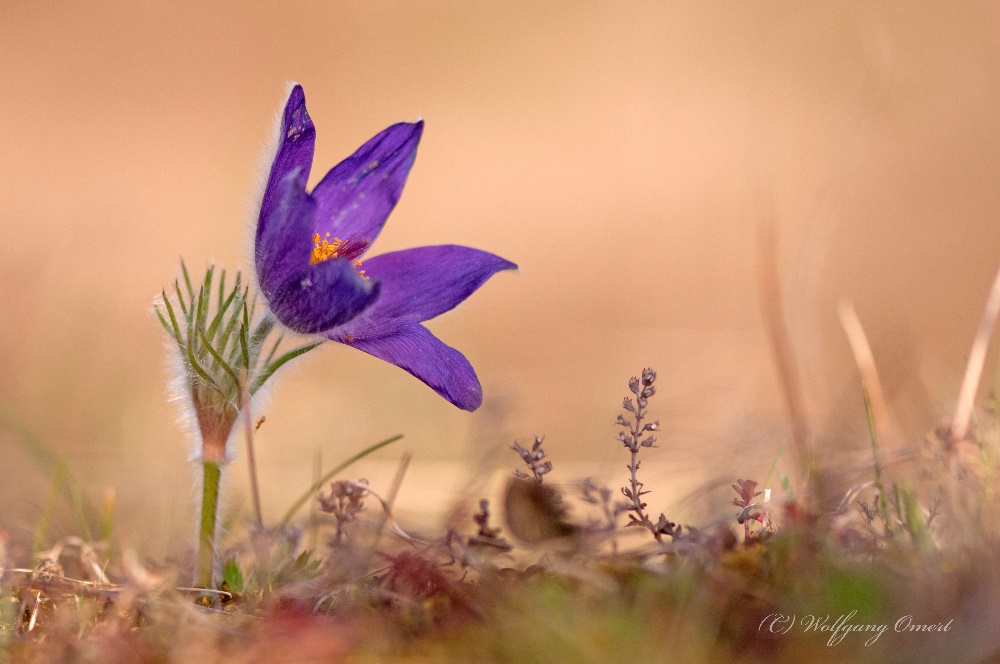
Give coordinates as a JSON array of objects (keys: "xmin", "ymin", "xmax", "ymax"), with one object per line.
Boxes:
[{"xmin": 254, "ymin": 84, "xmax": 516, "ymax": 411}]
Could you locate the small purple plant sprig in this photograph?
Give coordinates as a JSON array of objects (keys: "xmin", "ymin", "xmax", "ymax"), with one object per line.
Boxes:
[
  {"xmin": 617, "ymin": 368, "xmax": 680, "ymax": 544},
  {"xmin": 511, "ymin": 436, "xmax": 553, "ymax": 483},
  {"xmin": 580, "ymin": 477, "xmax": 627, "ymax": 536},
  {"xmin": 467, "ymin": 499, "xmax": 512, "ymax": 552},
  {"xmin": 318, "ymin": 479, "xmax": 369, "ymax": 547},
  {"xmin": 438, "ymin": 499, "xmax": 512, "ymax": 574},
  {"xmin": 732, "ymin": 479, "xmax": 765, "ymax": 542}
]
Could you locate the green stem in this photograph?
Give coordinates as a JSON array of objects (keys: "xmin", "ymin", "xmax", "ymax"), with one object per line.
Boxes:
[{"xmin": 196, "ymin": 461, "xmax": 222, "ymax": 587}]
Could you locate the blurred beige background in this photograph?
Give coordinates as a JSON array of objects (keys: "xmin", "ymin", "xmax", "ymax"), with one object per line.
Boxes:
[{"xmin": 3, "ymin": 1, "xmax": 1000, "ymax": 554}]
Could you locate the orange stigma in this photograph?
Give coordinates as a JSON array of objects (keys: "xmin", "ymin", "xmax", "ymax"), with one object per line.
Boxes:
[{"xmin": 310, "ymin": 233, "xmax": 369, "ymax": 280}]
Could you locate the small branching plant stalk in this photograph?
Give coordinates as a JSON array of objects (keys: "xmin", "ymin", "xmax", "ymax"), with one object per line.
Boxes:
[
  {"xmin": 318, "ymin": 479, "xmax": 369, "ymax": 547},
  {"xmin": 444, "ymin": 498, "xmax": 514, "ymax": 572},
  {"xmin": 154, "ymin": 261, "xmax": 321, "ymax": 588},
  {"xmin": 511, "ymin": 436, "xmax": 553, "ymax": 483},
  {"xmin": 732, "ymin": 479, "xmax": 765, "ymax": 541},
  {"xmin": 465, "ymin": 499, "xmax": 512, "ymax": 553},
  {"xmin": 580, "ymin": 477, "xmax": 626, "ymax": 534},
  {"xmin": 617, "ymin": 368, "xmax": 680, "ymax": 543},
  {"xmin": 441, "ymin": 498, "xmax": 513, "ymax": 572},
  {"xmin": 505, "ymin": 438, "xmax": 578, "ymax": 545}
]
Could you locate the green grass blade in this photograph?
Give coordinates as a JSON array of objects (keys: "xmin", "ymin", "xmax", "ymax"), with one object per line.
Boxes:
[
  {"xmin": 280, "ymin": 434, "xmax": 404, "ymax": 527},
  {"xmin": 65, "ymin": 473, "xmax": 94, "ymax": 541},
  {"xmin": 0, "ymin": 400, "xmax": 58, "ymax": 469},
  {"xmin": 222, "ymin": 558, "xmax": 244, "ymax": 593},
  {"xmin": 899, "ymin": 483, "xmax": 932, "ymax": 551},
  {"xmin": 763, "ymin": 439, "xmax": 785, "ymax": 489},
  {"xmin": 0, "ymin": 399, "xmax": 100, "ymax": 537},
  {"xmin": 33, "ymin": 461, "xmax": 66, "ymax": 557},
  {"xmin": 891, "ymin": 482, "xmax": 904, "ymax": 525},
  {"xmin": 102, "ymin": 488, "xmax": 115, "ymax": 544},
  {"xmin": 863, "ymin": 385, "xmax": 892, "ymax": 535}
]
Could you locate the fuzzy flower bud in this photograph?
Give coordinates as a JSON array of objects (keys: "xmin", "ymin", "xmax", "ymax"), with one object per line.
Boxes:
[{"xmin": 155, "ymin": 262, "xmax": 320, "ymax": 462}]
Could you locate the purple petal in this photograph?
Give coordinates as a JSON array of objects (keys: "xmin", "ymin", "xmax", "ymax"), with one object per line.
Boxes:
[
  {"xmin": 343, "ymin": 245, "xmax": 517, "ymax": 331},
  {"xmin": 310, "ymin": 121, "xmax": 423, "ymax": 247},
  {"xmin": 330, "ymin": 321, "xmax": 483, "ymax": 411},
  {"xmin": 257, "ymin": 84, "xmax": 316, "ymax": 247},
  {"xmin": 254, "ymin": 168, "xmax": 315, "ymax": 301},
  {"xmin": 267, "ymin": 258, "xmax": 381, "ymax": 335}
]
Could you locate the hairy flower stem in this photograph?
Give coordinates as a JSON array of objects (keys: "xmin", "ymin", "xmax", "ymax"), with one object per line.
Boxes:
[{"xmin": 196, "ymin": 461, "xmax": 222, "ymax": 587}]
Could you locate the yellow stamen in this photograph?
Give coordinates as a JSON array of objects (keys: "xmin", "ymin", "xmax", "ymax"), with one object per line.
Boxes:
[
  {"xmin": 310, "ymin": 232, "xmax": 342, "ymax": 264},
  {"xmin": 309, "ymin": 232, "xmax": 370, "ymax": 280}
]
